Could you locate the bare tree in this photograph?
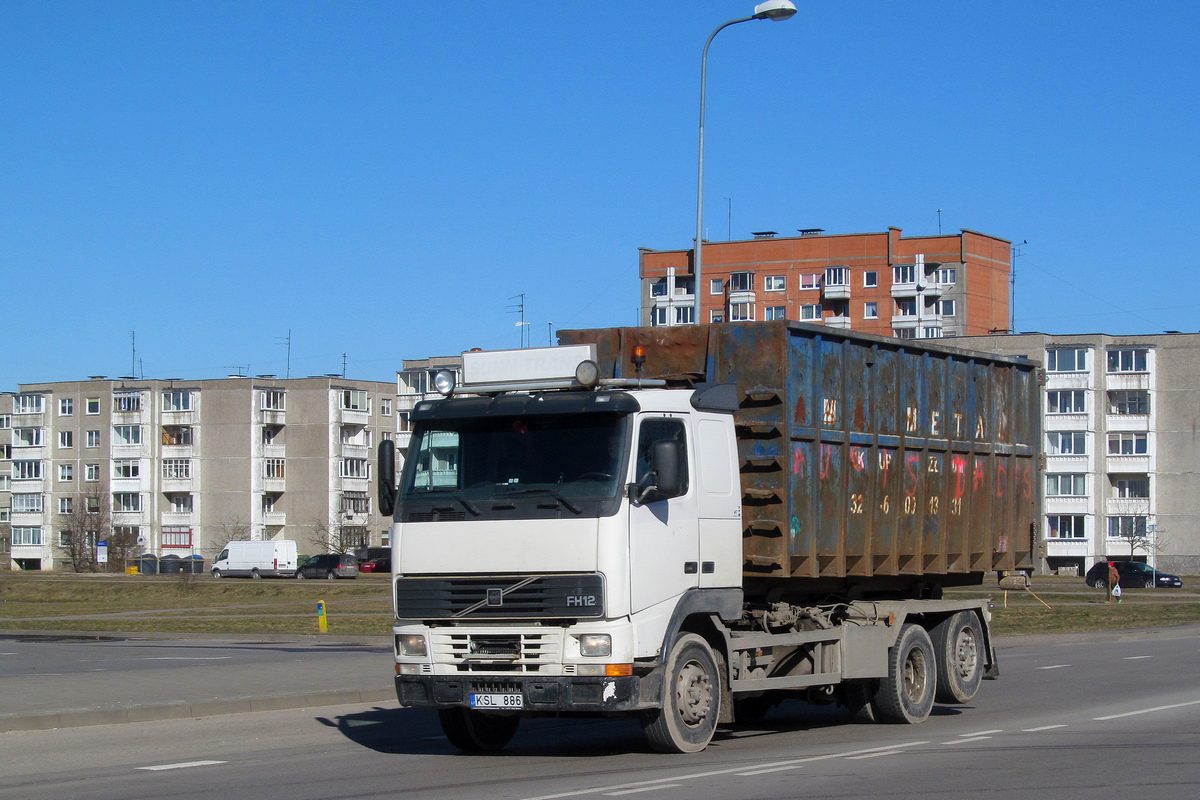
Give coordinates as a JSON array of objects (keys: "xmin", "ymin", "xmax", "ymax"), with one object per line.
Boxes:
[
  {"xmin": 0, "ymin": 520, "xmax": 11, "ymax": 571},
  {"xmin": 206, "ymin": 515, "xmax": 251, "ymax": 556},
  {"xmin": 54, "ymin": 489, "xmax": 112, "ymax": 573},
  {"xmin": 1110, "ymin": 522, "xmax": 1168, "ymax": 563}
]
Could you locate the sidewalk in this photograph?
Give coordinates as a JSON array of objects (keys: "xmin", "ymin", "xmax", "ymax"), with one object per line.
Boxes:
[{"xmin": 0, "ymin": 630, "xmax": 395, "ymax": 733}]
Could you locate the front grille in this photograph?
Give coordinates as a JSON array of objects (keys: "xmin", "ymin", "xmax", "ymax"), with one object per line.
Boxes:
[
  {"xmin": 431, "ymin": 631, "xmax": 562, "ymax": 673},
  {"xmin": 406, "ymin": 509, "xmax": 466, "ymax": 522},
  {"xmin": 396, "ymin": 574, "xmax": 604, "ymax": 619}
]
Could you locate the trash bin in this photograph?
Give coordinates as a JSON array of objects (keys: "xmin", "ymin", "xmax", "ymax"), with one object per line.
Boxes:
[
  {"xmin": 183, "ymin": 554, "xmax": 206, "ymax": 574},
  {"xmin": 134, "ymin": 553, "xmax": 159, "ymax": 575},
  {"xmin": 159, "ymin": 554, "xmax": 183, "ymax": 574}
]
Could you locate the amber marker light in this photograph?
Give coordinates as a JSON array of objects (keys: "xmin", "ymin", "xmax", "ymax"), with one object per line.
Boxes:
[{"xmin": 606, "ymin": 664, "xmax": 634, "ymax": 677}]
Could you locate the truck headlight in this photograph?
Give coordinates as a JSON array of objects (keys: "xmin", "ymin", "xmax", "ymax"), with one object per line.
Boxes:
[
  {"xmin": 398, "ymin": 633, "xmax": 427, "ymax": 657},
  {"xmin": 579, "ymin": 634, "xmax": 611, "ymax": 657}
]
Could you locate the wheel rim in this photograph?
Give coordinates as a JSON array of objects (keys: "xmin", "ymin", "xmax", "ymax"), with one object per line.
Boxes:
[
  {"xmin": 953, "ymin": 627, "xmax": 979, "ymax": 680},
  {"xmin": 902, "ymin": 647, "xmax": 929, "ymax": 703},
  {"xmin": 675, "ymin": 660, "xmax": 713, "ymax": 726}
]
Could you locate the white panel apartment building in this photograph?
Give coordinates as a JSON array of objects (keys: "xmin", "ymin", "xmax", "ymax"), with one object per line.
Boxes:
[
  {"xmin": 959, "ymin": 331, "xmax": 1200, "ymax": 575},
  {"xmin": 0, "ymin": 376, "xmax": 397, "ymax": 571}
]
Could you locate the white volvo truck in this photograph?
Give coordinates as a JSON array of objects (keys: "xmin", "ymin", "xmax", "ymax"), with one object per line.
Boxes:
[{"xmin": 378, "ymin": 322, "xmax": 1039, "ymax": 753}]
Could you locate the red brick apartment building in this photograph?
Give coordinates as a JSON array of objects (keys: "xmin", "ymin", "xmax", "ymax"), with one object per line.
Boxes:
[{"xmin": 639, "ymin": 227, "xmax": 1012, "ymax": 339}]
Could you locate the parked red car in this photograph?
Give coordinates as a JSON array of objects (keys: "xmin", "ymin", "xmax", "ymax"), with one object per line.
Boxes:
[{"xmin": 358, "ymin": 557, "xmax": 391, "ymax": 574}]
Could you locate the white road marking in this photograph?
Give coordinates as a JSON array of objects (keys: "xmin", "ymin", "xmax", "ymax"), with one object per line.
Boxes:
[
  {"xmin": 603, "ymin": 786, "xmax": 682, "ymax": 796},
  {"xmin": 943, "ymin": 736, "xmax": 992, "ymax": 744},
  {"xmin": 137, "ymin": 760, "xmax": 227, "ymax": 771},
  {"xmin": 143, "ymin": 657, "xmax": 234, "ymax": 661},
  {"xmin": 959, "ymin": 729, "xmax": 1003, "ymax": 736},
  {"xmin": 1124, "ymin": 656, "xmax": 1153, "ymax": 660},
  {"xmin": 1094, "ymin": 698, "xmax": 1200, "ymax": 721},
  {"xmin": 1038, "ymin": 664, "xmax": 1071, "ymax": 670},
  {"xmin": 734, "ymin": 765, "xmax": 802, "ymax": 776},
  {"xmin": 1022, "ymin": 724, "xmax": 1068, "ymax": 732},
  {"xmin": 846, "ymin": 750, "xmax": 904, "ymax": 759},
  {"xmin": 520, "ymin": 741, "xmax": 929, "ymax": 800}
]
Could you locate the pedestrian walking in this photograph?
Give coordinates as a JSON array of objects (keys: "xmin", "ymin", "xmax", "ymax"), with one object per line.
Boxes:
[{"xmin": 1106, "ymin": 561, "xmax": 1120, "ymax": 603}]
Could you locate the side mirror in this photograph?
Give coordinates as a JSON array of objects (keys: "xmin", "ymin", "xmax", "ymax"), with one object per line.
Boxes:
[
  {"xmin": 629, "ymin": 439, "xmax": 684, "ymax": 504},
  {"xmin": 378, "ymin": 439, "xmax": 396, "ymax": 517}
]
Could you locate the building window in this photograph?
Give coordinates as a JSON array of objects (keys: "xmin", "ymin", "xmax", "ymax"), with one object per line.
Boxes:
[
  {"xmin": 764, "ymin": 305, "xmax": 787, "ymax": 321},
  {"xmin": 169, "ymin": 494, "xmax": 193, "ymax": 513},
  {"xmin": 1047, "ymin": 515, "xmax": 1085, "ymax": 539},
  {"xmin": 710, "ymin": 278, "xmax": 723, "ymax": 295},
  {"xmin": 650, "ymin": 280, "xmax": 668, "ymax": 297},
  {"xmin": 58, "ymin": 431, "xmax": 73, "ymax": 449},
  {"xmin": 12, "ymin": 493, "xmax": 44, "ymax": 513},
  {"xmin": 86, "ymin": 496, "xmax": 100, "ymax": 513},
  {"xmin": 113, "ymin": 460, "xmax": 139, "ymax": 479},
  {"xmin": 261, "ymin": 390, "xmax": 286, "ymax": 411},
  {"xmin": 264, "ymin": 459, "xmax": 286, "ymax": 479},
  {"xmin": 113, "ymin": 392, "xmax": 141, "ymax": 413},
  {"xmin": 113, "ymin": 493, "xmax": 142, "ymax": 513},
  {"xmin": 12, "ymin": 460, "xmax": 42, "ymax": 480},
  {"xmin": 163, "ymin": 459, "xmax": 191, "ymax": 479},
  {"xmin": 1047, "ymin": 348, "xmax": 1088, "ymax": 372},
  {"xmin": 1046, "ymin": 473, "xmax": 1087, "ymax": 497},
  {"xmin": 937, "ymin": 267, "xmax": 957, "ymax": 285},
  {"xmin": 262, "ymin": 426, "xmax": 280, "ymax": 446},
  {"xmin": 0, "ymin": 475, "xmax": 9, "ymax": 490},
  {"xmin": 650, "ymin": 307, "xmax": 668, "ymax": 326},
  {"xmin": 895, "ymin": 299, "xmax": 916, "ymax": 316},
  {"xmin": 1047, "ymin": 390, "xmax": 1086, "ymax": 414},
  {"xmin": 85, "ymin": 464, "xmax": 100, "ymax": 482},
  {"xmin": 893, "ymin": 328, "xmax": 916, "ymax": 339},
  {"xmin": 261, "ymin": 494, "xmax": 277, "ymax": 514},
  {"xmin": 729, "ymin": 272, "xmax": 753, "ymax": 292},
  {"xmin": 113, "ymin": 425, "xmax": 141, "ymax": 445},
  {"xmin": 86, "ymin": 398, "xmax": 100, "ymax": 415},
  {"xmin": 1047, "ymin": 432, "xmax": 1087, "ymax": 455},
  {"xmin": 864, "ymin": 302, "xmax": 878, "ymax": 319},
  {"xmin": 673, "ymin": 305, "xmax": 695, "ymax": 325},
  {"xmin": 58, "ymin": 497, "xmax": 73, "ymax": 515},
  {"xmin": 381, "ymin": 398, "xmax": 393, "ymax": 416},
  {"xmin": 939, "ymin": 299, "xmax": 956, "ymax": 317},
  {"xmin": 800, "ymin": 274, "xmax": 820, "ymax": 290},
  {"xmin": 340, "ymin": 458, "xmax": 369, "ymax": 479},
  {"xmin": 798, "ymin": 304, "xmax": 821, "ymax": 321},
  {"xmin": 824, "ymin": 267, "xmax": 849, "ymax": 287},
  {"xmin": 0, "ymin": 444, "xmax": 9, "ymax": 459},
  {"xmin": 341, "ymin": 389, "xmax": 369, "ymax": 412},
  {"xmin": 922, "ymin": 327, "xmax": 942, "ymax": 339},
  {"xmin": 162, "ymin": 527, "xmax": 193, "ymax": 548},
  {"xmin": 893, "ymin": 264, "xmax": 915, "ymax": 284},
  {"xmin": 1107, "ymin": 390, "xmax": 1149, "ymax": 415},
  {"xmin": 86, "ymin": 430, "xmax": 101, "ymax": 448},
  {"xmin": 59, "ymin": 399, "xmax": 73, "ymax": 416},
  {"xmin": 709, "ymin": 311, "xmax": 723, "ymax": 323},
  {"xmin": 0, "ymin": 415, "xmax": 10, "ymax": 429},
  {"xmin": 11, "ymin": 527, "xmax": 43, "ymax": 546},
  {"xmin": 15, "ymin": 395, "xmax": 44, "ymax": 414},
  {"xmin": 729, "ymin": 302, "xmax": 754, "ymax": 322},
  {"xmin": 0, "ymin": 508, "xmax": 8, "ymax": 522},
  {"xmin": 765, "ymin": 275, "xmax": 786, "ymax": 292},
  {"xmin": 1108, "ymin": 516, "xmax": 1147, "ymax": 538},
  {"xmin": 342, "ymin": 491, "xmax": 370, "ymax": 514},
  {"xmin": 162, "ymin": 390, "xmax": 193, "ymax": 411},
  {"xmin": 1112, "ymin": 475, "xmax": 1150, "ymax": 498},
  {"xmin": 339, "ymin": 526, "xmax": 369, "ymax": 548},
  {"xmin": 863, "ymin": 271, "xmax": 878, "ymax": 288},
  {"xmin": 162, "ymin": 426, "xmax": 192, "ymax": 446},
  {"xmin": 1107, "ymin": 349, "xmax": 1148, "ymax": 373},
  {"xmin": 58, "ymin": 464, "xmax": 73, "ymax": 482},
  {"xmin": 674, "ymin": 278, "xmax": 693, "ymax": 297},
  {"xmin": 13, "ymin": 427, "xmax": 43, "ymax": 447},
  {"xmin": 1108, "ymin": 432, "xmax": 1147, "ymax": 455}
]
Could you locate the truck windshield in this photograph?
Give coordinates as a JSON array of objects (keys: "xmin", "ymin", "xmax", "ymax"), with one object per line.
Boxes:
[{"xmin": 400, "ymin": 412, "xmax": 629, "ymax": 519}]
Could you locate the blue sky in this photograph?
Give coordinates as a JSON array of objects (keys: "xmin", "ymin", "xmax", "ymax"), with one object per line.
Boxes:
[{"xmin": 3, "ymin": 1, "xmax": 1198, "ymax": 389}]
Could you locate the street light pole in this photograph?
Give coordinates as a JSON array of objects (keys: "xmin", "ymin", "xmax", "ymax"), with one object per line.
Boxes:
[{"xmin": 693, "ymin": 0, "xmax": 797, "ymax": 325}]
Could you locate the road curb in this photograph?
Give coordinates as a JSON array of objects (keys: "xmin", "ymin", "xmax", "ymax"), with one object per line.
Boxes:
[{"xmin": 0, "ymin": 688, "xmax": 398, "ymax": 733}]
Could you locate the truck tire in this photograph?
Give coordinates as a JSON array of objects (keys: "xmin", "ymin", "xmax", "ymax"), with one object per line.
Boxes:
[
  {"xmin": 437, "ymin": 708, "xmax": 520, "ymax": 752},
  {"xmin": 642, "ymin": 633, "xmax": 721, "ymax": 753},
  {"xmin": 930, "ymin": 611, "xmax": 984, "ymax": 704},
  {"xmin": 871, "ymin": 624, "xmax": 935, "ymax": 724},
  {"xmin": 211, "ymin": 569, "xmax": 222, "ymax": 579}
]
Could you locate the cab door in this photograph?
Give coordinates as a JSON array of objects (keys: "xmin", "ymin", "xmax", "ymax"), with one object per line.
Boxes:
[{"xmin": 628, "ymin": 416, "xmax": 700, "ymax": 613}]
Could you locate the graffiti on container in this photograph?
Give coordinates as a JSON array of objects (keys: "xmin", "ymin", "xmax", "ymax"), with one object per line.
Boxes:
[
  {"xmin": 819, "ymin": 443, "xmax": 835, "ymax": 479},
  {"xmin": 823, "ymin": 398, "xmax": 838, "ymax": 426},
  {"xmin": 850, "ymin": 446, "xmax": 866, "ymax": 472},
  {"xmin": 906, "ymin": 406, "xmax": 919, "ymax": 433},
  {"xmin": 794, "ymin": 395, "xmax": 807, "ymax": 425},
  {"xmin": 950, "ymin": 455, "xmax": 967, "ymax": 515},
  {"xmin": 790, "ymin": 515, "xmax": 801, "ymax": 544},
  {"xmin": 792, "ymin": 447, "xmax": 806, "ymax": 478},
  {"xmin": 903, "ymin": 454, "xmax": 920, "ymax": 515}
]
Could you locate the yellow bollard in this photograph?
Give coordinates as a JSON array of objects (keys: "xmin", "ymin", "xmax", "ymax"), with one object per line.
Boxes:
[{"xmin": 317, "ymin": 600, "xmax": 328, "ymax": 633}]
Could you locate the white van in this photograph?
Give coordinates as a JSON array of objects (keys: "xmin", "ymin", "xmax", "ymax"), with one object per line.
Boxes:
[{"xmin": 211, "ymin": 540, "xmax": 298, "ymax": 579}]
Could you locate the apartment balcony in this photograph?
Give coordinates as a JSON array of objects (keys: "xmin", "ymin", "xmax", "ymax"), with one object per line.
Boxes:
[
  {"xmin": 10, "ymin": 510, "xmax": 45, "ymax": 525},
  {"xmin": 341, "ymin": 443, "xmax": 369, "ymax": 459},
  {"xmin": 824, "ymin": 314, "xmax": 852, "ymax": 329},
  {"xmin": 1045, "ymin": 538, "xmax": 1091, "ymax": 557},
  {"xmin": 11, "ymin": 444, "xmax": 46, "ymax": 460},
  {"xmin": 161, "ymin": 444, "xmax": 193, "ymax": 459},
  {"xmin": 891, "ymin": 313, "xmax": 919, "ymax": 329},
  {"xmin": 1047, "ymin": 454, "xmax": 1089, "ymax": 470},
  {"xmin": 262, "ymin": 511, "xmax": 286, "ymax": 527},
  {"xmin": 262, "ymin": 443, "xmax": 286, "ymax": 459},
  {"xmin": 11, "ymin": 412, "xmax": 45, "ymax": 428},
  {"xmin": 161, "ymin": 511, "xmax": 193, "ymax": 526},
  {"xmin": 161, "ymin": 477, "xmax": 192, "ymax": 493},
  {"xmin": 161, "ymin": 409, "xmax": 195, "ymax": 426},
  {"xmin": 727, "ymin": 290, "xmax": 756, "ymax": 306},
  {"xmin": 262, "ymin": 477, "xmax": 286, "ymax": 493},
  {"xmin": 11, "ymin": 477, "xmax": 46, "ymax": 493},
  {"xmin": 259, "ymin": 409, "xmax": 286, "ymax": 426},
  {"xmin": 821, "ymin": 283, "xmax": 851, "ymax": 301},
  {"xmin": 1105, "ymin": 455, "xmax": 1150, "ymax": 474},
  {"xmin": 340, "ymin": 407, "xmax": 369, "ymax": 426},
  {"xmin": 112, "ymin": 410, "xmax": 147, "ymax": 425},
  {"xmin": 112, "ymin": 443, "xmax": 150, "ymax": 458},
  {"xmin": 339, "ymin": 475, "xmax": 370, "ymax": 493},
  {"xmin": 395, "ymin": 430, "xmax": 413, "ymax": 450},
  {"xmin": 112, "ymin": 510, "xmax": 146, "ymax": 524},
  {"xmin": 890, "ymin": 282, "xmax": 942, "ymax": 299},
  {"xmin": 1105, "ymin": 373, "xmax": 1150, "ymax": 391},
  {"xmin": 1106, "ymin": 414, "xmax": 1150, "ymax": 432},
  {"xmin": 111, "ymin": 477, "xmax": 145, "ymax": 492},
  {"xmin": 1106, "ymin": 498, "xmax": 1151, "ymax": 516}
]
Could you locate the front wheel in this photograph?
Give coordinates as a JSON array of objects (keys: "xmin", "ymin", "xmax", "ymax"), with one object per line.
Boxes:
[
  {"xmin": 871, "ymin": 624, "xmax": 936, "ymax": 724},
  {"xmin": 438, "ymin": 708, "xmax": 520, "ymax": 752},
  {"xmin": 930, "ymin": 612, "xmax": 984, "ymax": 704},
  {"xmin": 295, "ymin": 571, "xmax": 305, "ymax": 580},
  {"xmin": 211, "ymin": 569, "xmax": 222, "ymax": 579},
  {"xmin": 642, "ymin": 633, "xmax": 722, "ymax": 753}
]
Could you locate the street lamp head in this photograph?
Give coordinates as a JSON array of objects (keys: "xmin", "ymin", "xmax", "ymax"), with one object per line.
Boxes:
[{"xmin": 753, "ymin": 0, "xmax": 798, "ymax": 20}]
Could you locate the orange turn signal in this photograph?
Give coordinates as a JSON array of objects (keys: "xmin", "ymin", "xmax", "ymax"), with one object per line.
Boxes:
[{"xmin": 605, "ymin": 663, "xmax": 633, "ymax": 677}]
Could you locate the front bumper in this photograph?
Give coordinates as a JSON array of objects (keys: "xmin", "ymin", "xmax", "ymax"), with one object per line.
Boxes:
[{"xmin": 395, "ymin": 672, "xmax": 662, "ymax": 714}]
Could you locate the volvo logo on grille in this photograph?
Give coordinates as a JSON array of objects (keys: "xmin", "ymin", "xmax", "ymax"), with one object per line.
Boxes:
[{"xmin": 486, "ymin": 588, "xmax": 503, "ymax": 606}]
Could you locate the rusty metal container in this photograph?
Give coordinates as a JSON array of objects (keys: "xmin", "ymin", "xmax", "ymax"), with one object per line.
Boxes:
[{"xmin": 559, "ymin": 321, "xmax": 1040, "ymax": 591}]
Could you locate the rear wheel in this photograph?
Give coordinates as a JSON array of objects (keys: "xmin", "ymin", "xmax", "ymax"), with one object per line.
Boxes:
[
  {"xmin": 930, "ymin": 612, "xmax": 984, "ymax": 704},
  {"xmin": 326, "ymin": 571, "xmax": 336, "ymax": 580},
  {"xmin": 251, "ymin": 569, "xmax": 261, "ymax": 580},
  {"xmin": 438, "ymin": 708, "xmax": 520, "ymax": 752},
  {"xmin": 642, "ymin": 633, "xmax": 721, "ymax": 753},
  {"xmin": 871, "ymin": 624, "xmax": 936, "ymax": 724}
]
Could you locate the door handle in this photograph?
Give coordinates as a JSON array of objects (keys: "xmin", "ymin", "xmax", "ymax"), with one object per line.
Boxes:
[{"xmin": 684, "ymin": 562, "xmax": 698, "ymax": 574}]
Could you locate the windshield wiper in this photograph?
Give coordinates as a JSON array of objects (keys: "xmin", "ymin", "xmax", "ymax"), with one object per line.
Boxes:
[
  {"xmin": 450, "ymin": 494, "xmax": 481, "ymax": 517},
  {"xmin": 497, "ymin": 487, "xmax": 582, "ymax": 515}
]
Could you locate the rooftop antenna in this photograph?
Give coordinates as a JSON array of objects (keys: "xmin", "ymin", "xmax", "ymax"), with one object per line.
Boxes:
[
  {"xmin": 276, "ymin": 330, "xmax": 292, "ymax": 378},
  {"xmin": 130, "ymin": 331, "xmax": 137, "ymax": 378},
  {"xmin": 223, "ymin": 364, "xmax": 249, "ymax": 377},
  {"xmin": 937, "ymin": 209, "xmax": 943, "ymax": 235},
  {"xmin": 547, "ymin": 321, "xmax": 554, "ymax": 346},
  {"xmin": 138, "ymin": 358, "xmax": 144, "ymax": 380},
  {"xmin": 507, "ymin": 293, "xmax": 529, "ymax": 348},
  {"xmin": 342, "ymin": 352, "xmax": 348, "ymax": 379},
  {"xmin": 724, "ymin": 197, "xmax": 732, "ymax": 240},
  {"xmin": 1010, "ymin": 240, "xmax": 1027, "ymax": 332}
]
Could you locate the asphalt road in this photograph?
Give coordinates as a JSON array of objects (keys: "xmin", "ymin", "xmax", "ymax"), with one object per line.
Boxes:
[{"xmin": 2, "ymin": 633, "xmax": 1198, "ymax": 800}]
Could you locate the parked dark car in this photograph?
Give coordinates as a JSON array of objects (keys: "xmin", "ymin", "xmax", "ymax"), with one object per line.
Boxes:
[
  {"xmin": 358, "ymin": 557, "xmax": 391, "ymax": 574},
  {"xmin": 1085, "ymin": 560, "xmax": 1182, "ymax": 589},
  {"xmin": 295, "ymin": 553, "xmax": 359, "ymax": 580}
]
